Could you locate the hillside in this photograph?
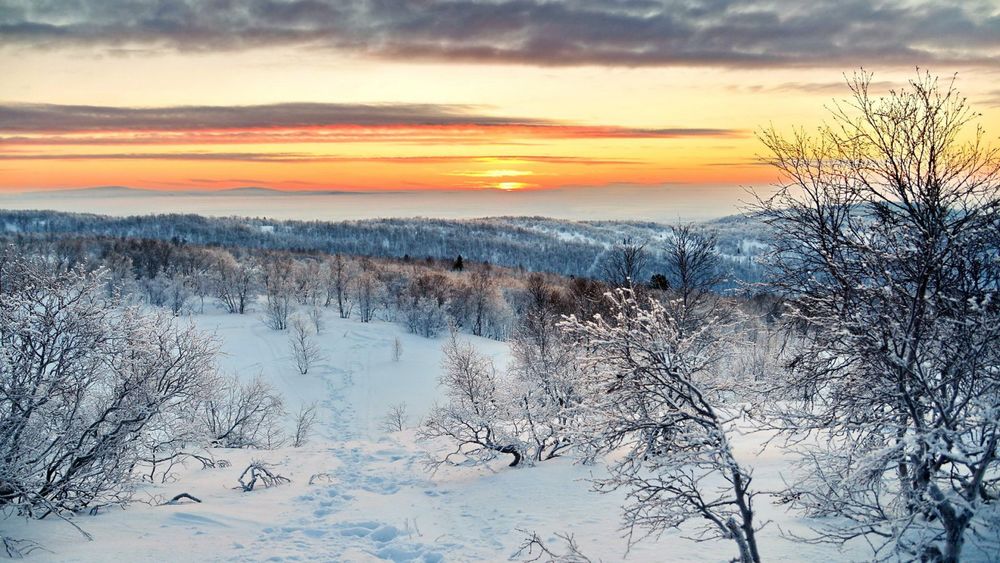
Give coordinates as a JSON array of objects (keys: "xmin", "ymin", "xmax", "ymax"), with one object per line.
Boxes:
[
  {"xmin": 0, "ymin": 210, "xmax": 770, "ymax": 286},
  {"xmin": 3, "ymin": 307, "xmax": 867, "ymax": 562}
]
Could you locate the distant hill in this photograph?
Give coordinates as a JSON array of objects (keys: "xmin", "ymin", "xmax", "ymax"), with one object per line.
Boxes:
[{"xmin": 0, "ymin": 210, "xmax": 772, "ymax": 286}]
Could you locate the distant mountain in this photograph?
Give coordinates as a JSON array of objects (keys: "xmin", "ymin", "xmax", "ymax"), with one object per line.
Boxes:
[{"xmin": 213, "ymin": 187, "xmax": 289, "ymax": 196}]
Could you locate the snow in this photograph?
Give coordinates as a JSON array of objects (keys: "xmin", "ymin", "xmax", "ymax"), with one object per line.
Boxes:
[{"xmin": 5, "ymin": 309, "xmax": 876, "ymax": 561}]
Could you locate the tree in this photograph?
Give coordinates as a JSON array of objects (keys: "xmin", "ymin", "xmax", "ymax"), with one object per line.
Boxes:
[
  {"xmin": 261, "ymin": 256, "xmax": 294, "ymax": 330},
  {"xmin": 601, "ymin": 237, "xmax": 647, "ymax": 289},
  {"xmin": 355, "ymin": 268, "xmax": 382, "ymax": 323},
  {"xmin": 400, "ymin": 271, "xmax": 451, "ymax": 337},
  {"xmin": 420, "ymin": 332, "xmax": 527, "ymax": 468},
  {"xmin": 468, "ymin": 267, "xmax": 495, "ymax": 337},
  {"xmin": 508, "ymin": 274, "xmax": 579, "ymax": 462},
  {"xmin": 648, "ymin": 273, "xmax": 670, "ymax": 291},
  {"xmin": 381, "ymin": 403, "xmax": 409, "ymax": 433},
  {"xmin": 562, "ymin": 290, "xmax": 760, "ymax": 562},
  {"xmin": 213, "ymin": 251, "xmax": 255, "ymax": 314},
  {"xmin": 392, "ymin": 336, "xmax": 403, "ymax": 362},
  {"xmin": 292, "ymin": 403, "xmax": 318, "ymax": 448},
  {"xmin": 663, "ymin": 224, "xmax": 726, "ymax": 333},
  {"xmin": 289, "ymin": 316, "xmax": 324, "ymax": 375},
  {"xmin": 325, "ymin": 254, "xmax": 353, "ymax": 319},
  {"xmin": 755, "ymin": 70, "xmax": 1000, "ymax": 561}
]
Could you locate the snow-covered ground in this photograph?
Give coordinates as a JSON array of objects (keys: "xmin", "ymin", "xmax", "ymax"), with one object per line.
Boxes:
[{"xmin": 5, "ymin": 310, "xmax": 872, "ymax": 562}]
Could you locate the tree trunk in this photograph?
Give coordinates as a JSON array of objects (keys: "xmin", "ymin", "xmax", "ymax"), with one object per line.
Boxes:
[{"xmin": 725, "ymin": 518, "xmax": 754, "ymax": 563}]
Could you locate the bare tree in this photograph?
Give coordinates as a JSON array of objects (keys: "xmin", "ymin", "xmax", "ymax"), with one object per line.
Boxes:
[
  {"xmin": 754, "ymin": 70, "xmax": 1000, "ymax": 562},
  {"xmin": 355, "ymin": 267, "xmax": 382, "ymax": 323},
  {"xmin": 213, "ymin": 252, "xmax": 255, "ymax": 314},
  {"xmin": 292, "ymin": 403, "xmax": 318, "ymax": 447},
  {"xmin": 662, "ymin": 224, "xmax": 726, "ymax": 332},
  {"xmin": 307, "ymin": 304, "xmax": 325, "ymax": 334},
  {"xmin": 381, "ymin": 402, "xmax": 409, "ymax": 433},
  {"xmin": 561, "ymin": 290, "xmax": 760, "ymax": 563},
  {"xmin": 200, "ymin": 374, "xmax": 286, "ymax": 449},
  {"xmin": 392, "ymin": 336, "xmax": 403, "ymax": 362},
  {"xmin": 261, "ymin": 256, "xmax": 294, "ymax": 330},
  {"xmin": 326, "ymin": 253, "xmax": 353, "ymax": 319},
  {"xmin": 601, "ymin": 237, "xmax": 648, "ymax": 289},
  {"xmin": 289, "ymin": 316, "xmax": 324, "ymax": 375},
  {"xmin": 468, "ymin": 267, "xmax": 495, "ymax": 336}
]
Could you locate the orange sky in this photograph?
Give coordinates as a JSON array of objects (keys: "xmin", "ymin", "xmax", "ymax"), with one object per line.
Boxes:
[{"xmin": 2, "ymin": 2, "xmax": 999, "ymax": 195}]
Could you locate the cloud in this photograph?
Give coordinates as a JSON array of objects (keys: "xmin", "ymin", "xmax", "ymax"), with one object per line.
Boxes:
[
  {"xmin": 981, "ymin": 89, "xmax": 1000, "ymax": 107},
  {"xmin": 1, "ymin": 1, "xmax": 998, "ymax": 68},
  {"xmin": 0, "ymin": 151, "xmax": 323, "ymax": 162},
  {"xmin": 0, "ymin": 102, "xmax": 546, "ymax": 132},
  {"xmin": 0, "ymin": 102, "xmax": 743, "ymax": 144},
  {"xmin": 732, "ymin": 80, "xmax": 900, "ymax": 95},
  {"xmin": 0, "ymin": 151, "xmax": 643, "ymax": 165}
]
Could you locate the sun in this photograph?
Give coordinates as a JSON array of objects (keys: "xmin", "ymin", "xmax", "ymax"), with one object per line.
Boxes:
[{"xmin": 496, "ymin": 181, "xmax": 530, "ymax": 191}]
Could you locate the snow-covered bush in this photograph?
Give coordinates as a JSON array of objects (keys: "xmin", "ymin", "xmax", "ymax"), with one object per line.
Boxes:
[
  {"xmin": 199, "ymin": 374, "xmax": 286, "ymax": 449},
  {"xmin": 403, "ymin": 296, "xmax": 450, "ymax": 338},
  {"xmin": 0, "ymin": 258, "xmax": 218, "ymax": 517}
]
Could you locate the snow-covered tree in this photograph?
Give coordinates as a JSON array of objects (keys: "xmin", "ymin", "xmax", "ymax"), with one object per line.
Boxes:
[
  {"xmin": 325, "ymin": 253, "xmax": 353, "ymax": 319},
  {"xmin": 212, "ymin": 251, "xmax": 255, "ymax": 314},
  {"xmin": 420, "ymin": 332, "xmax": 528, "ymax": 468},
  {"xmin": 561, "ymin": 290, "xmax": 761, "ymax": 562},
  {"xmin": 755, "ymin": 70, "xmax": 1000, "ymax": 561},
  {"xmin": 289, "ymin": 316, "xmax": 324, "ymax": 375},
  {"xmin": 508, "ymin": 274, "xmax": 580, "ymax": 462},
  {"xmin": 261, "ymin": 256, "xmax": 294, "ymax": 330}
]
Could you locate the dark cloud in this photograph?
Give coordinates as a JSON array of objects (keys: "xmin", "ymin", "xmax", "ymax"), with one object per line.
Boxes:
[
  {"xmin": 1, "ymin": 1, "xmax": 997, "ymax": 67},
  {"xmin": 0, "ymin": 102, "xmax": 547, "ymax": 132},
  {"xmin": 0, "ymin": 151, "xmax": 642, "ymax": 164},
  {"xmin": 0, "ymin": 102, "xmax": 743, "ymax": 141},
  {"xmin": 0, "ymin": 151, "xmax": 321, "ymax": 162}
]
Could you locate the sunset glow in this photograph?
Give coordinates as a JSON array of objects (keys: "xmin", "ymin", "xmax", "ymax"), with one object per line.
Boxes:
[{"xmin": 2, "ymin": 2, "xmax": 999, "ymax": 200}]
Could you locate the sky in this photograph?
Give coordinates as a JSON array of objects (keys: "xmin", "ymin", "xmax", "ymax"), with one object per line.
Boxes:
[{"xmin": 1, "ymin": 0, "xmax": 1000, "ymax": 218}]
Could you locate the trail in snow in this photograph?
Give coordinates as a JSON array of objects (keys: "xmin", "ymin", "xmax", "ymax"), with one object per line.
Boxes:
[{"xmin": 241, "ymin": 328, "xmax": 451, "ymax": 562}]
